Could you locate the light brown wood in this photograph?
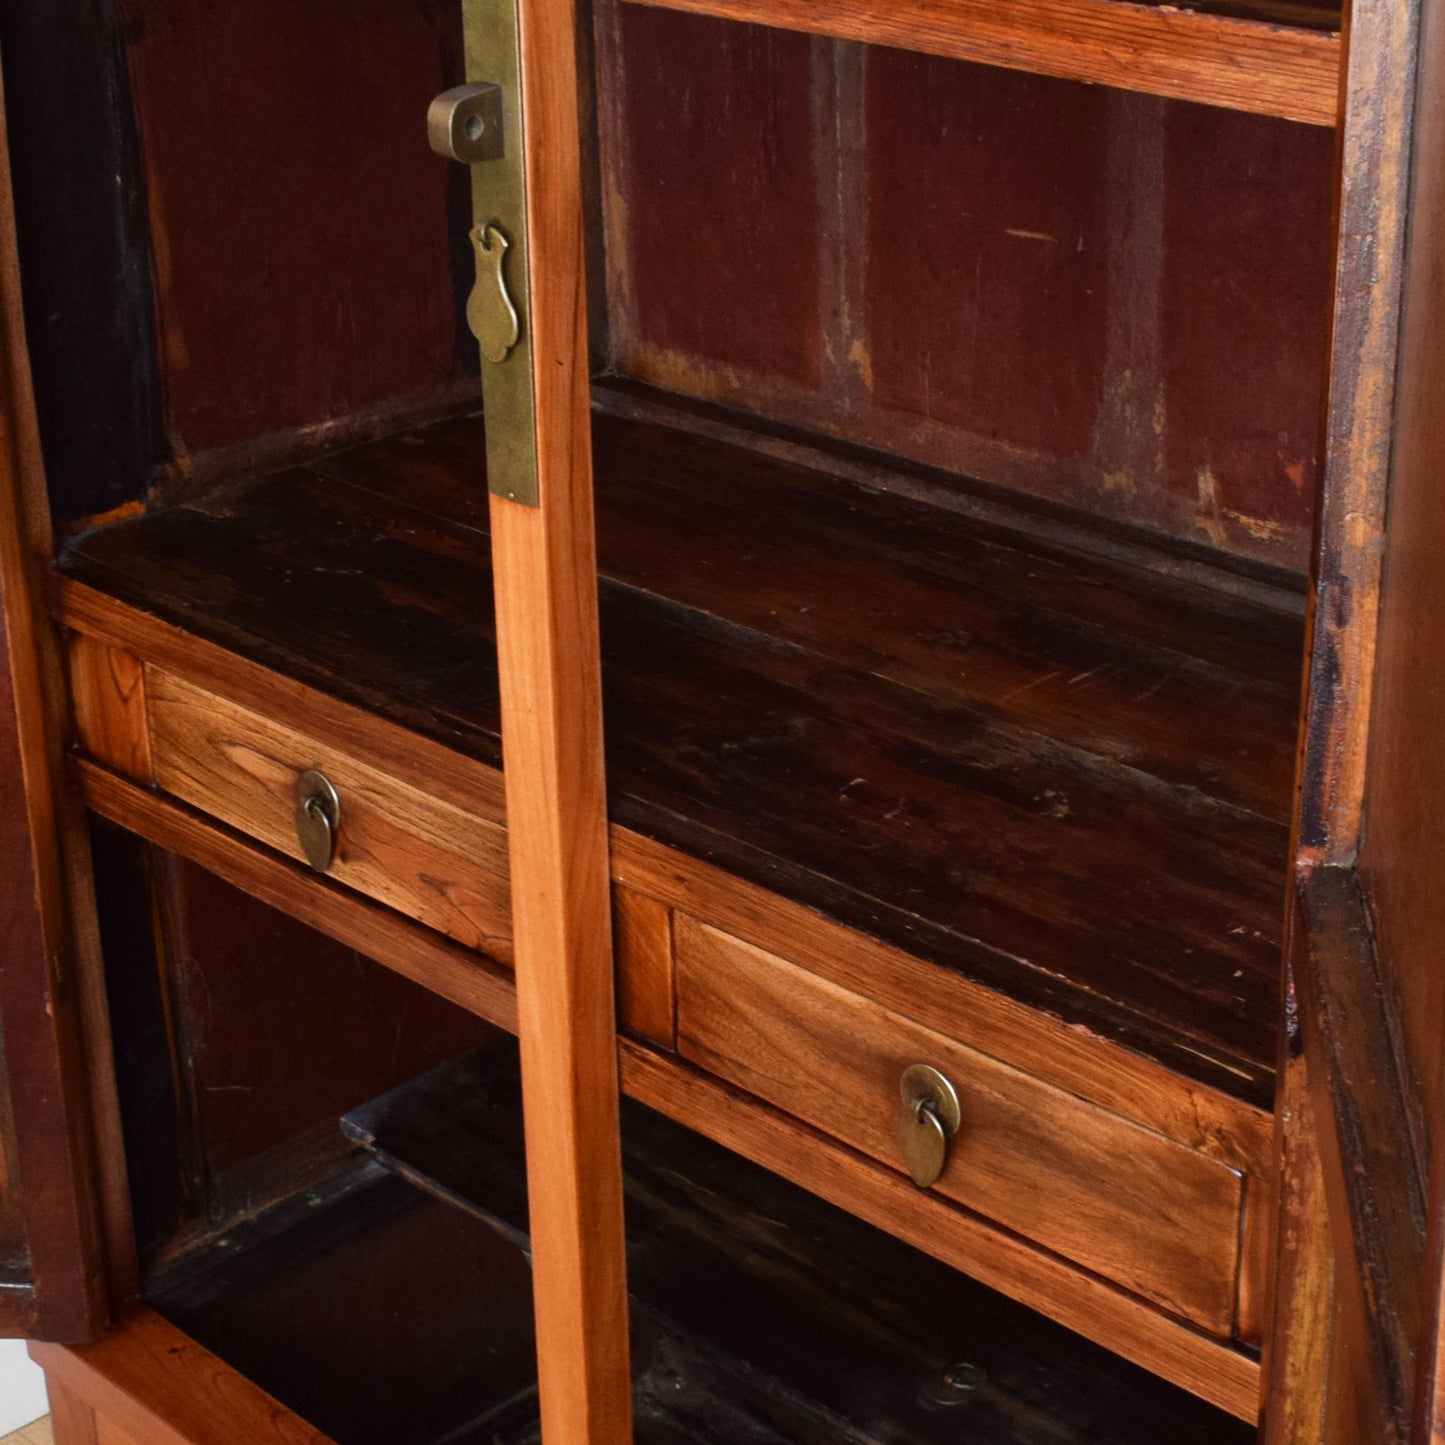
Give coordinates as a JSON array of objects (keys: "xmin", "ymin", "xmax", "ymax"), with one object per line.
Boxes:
[
  {"xmin": 676, "ymin": 915, "xmax": 1245, "ymax": 1336},
  {"xmin": 1237, "ymin": 1169, "xmax": 1274, "ymax": 1350},
  {"xmin": 66, "ymin": 637, "xmax": 150, "ymax": 781},
  {"xmin": 486, "ymin": 0, "xmax": 633, "ymax": 1429},
  {"xmin": 48, "ymin": 1381, "xmax": 100, "ymax": 1445},
  {"xmin": 31, "ymin": 1309, "xmax": 333, "ymax": 1445},
  {"xmin": 1260, "ymin": 1049, "xmax": 1334, "ymax": 1443},
  {"xmin": 614, "ymin": 828, "xmax": 1272, "ymax": 1177},
  {"xmin": 146, "ymin": 670, "xmax": 514, "ymax": 961},
  {"xmin": 618, "ymin": 1038, "xmax": 1261, "ymax": 1420},
  {"xmin": 614, "ymin": 887, "xmax": 675, "ymax": 1048},
  {"xmin": 621, "ymin": 0, "xmax": 1339, "ymax": 124},
  {"xmin": 56, "ymin": 579, "xmax": 508, "ymax": 827},
  {"xmin": 76, "ymin": 757, "xmax": 518, "ymax": 1033}
]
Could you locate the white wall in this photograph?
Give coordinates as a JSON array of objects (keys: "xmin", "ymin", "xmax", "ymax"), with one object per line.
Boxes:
[{"xmin": 0, "ymin": 1340, "xmax": 47, "ymax": 1433}]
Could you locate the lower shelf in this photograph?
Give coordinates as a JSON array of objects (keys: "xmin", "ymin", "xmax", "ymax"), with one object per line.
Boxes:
[{"xmin": 143, "ymin": 1040, "xmax": 1253, "ymax": 1444}]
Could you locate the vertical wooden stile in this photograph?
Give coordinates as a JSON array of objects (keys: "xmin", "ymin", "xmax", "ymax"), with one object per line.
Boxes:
[{"xmin": 487, "ymin": 0, "xmax": 634, "ymax": 1437}]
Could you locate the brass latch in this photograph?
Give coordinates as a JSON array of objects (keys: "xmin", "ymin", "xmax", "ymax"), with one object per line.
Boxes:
[
  {"xmin": 427, "ymin": 0, "xmax": 539, "ymax": 508},
  {"xmin": 897, "ymin": 1064, "xmax": 962, "ymax": 1189}
]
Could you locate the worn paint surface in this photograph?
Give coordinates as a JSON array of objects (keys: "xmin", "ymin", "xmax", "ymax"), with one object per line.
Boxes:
[
  {"xmin": 119, "ymin": 0, "xmax": 471, "ymax": 463},
  {"xmin": 601, "ymin": 9, "xmax": 1335, "ymax": 569}
]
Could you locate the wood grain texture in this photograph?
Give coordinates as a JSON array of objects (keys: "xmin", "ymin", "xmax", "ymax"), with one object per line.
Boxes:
[
  {"xmin": 31, "ymin": 1309, "xmax": 333, "ymax": 1445},
  {"xmin": 1296, "ymin": 0, "xmax": 1423, "ymax": 865},
  {"xmin": 60, "ymin": 579, "xmax": 1270, "ymax": 1169},
  {"xmin": 488, "ymin": 0, "xmax": 632, "ymax": 1427},
  {"xmin": 66, "ymin": 635, "xmax": 149, "ymax": 780},
  {"xmin": 619, "ymin": 1039, "xmax": 1261, "ymax": 1420},
  {"xmin": 614, "ymin": 886, "xmax": 675, "ymax": 1047},
  {"xmin": 1293, "ymin": 867, "xmax": 1424, "ymax": 1444},
  {"xmin": 53, "ymin": 399, "xmax": 1302, "ymax": 1104},
  {"xmin": 616, "ymin": 0, "xmax": 1339, "ymax": 123},
  {"xmin": 616, "ymin": 828, "xmax": 1273, "ymax": 1175},
  {"xmin": 49, "ymin": 1380, "xmax": 102, "ymax": 1445},
  {"xmin": 147, "ymin": 670, "xmax": 513, "ymax": 960},
  {"xmin": 76, "ymin": 758, "xmax": 517, "ymax": 1035},
  {"xmin": 55, "ymin": 577, "xmax": 508, "ymax": 824},
  {"xmin": 1355, "ymin": 0, "xmax": 1445, "ymax": 1200},
  {"xmin": 676, "ymin": 916, "xmax": 1244, "ymax": 1335},
  {"xmin": 1260, "ymin": 1049, "xmax": 1334, "ymax": 1443}
]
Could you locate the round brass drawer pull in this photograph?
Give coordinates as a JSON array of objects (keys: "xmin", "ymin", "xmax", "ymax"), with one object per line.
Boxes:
[
  {"xmin": 898, "ymin": 1063, "xmax": 961, "ymax": 1189},
  {"xmin": 295, "ymin": 769, "xmax": 341, "ymax": 872}
]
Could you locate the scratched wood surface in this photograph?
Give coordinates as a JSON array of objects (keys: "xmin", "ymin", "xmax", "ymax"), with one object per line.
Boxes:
[{"xmin": 59, "ymin": 404, "xmax": 1300, "ymax": 1102}]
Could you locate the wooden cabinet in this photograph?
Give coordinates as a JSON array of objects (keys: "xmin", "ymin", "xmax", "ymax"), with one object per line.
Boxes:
[{"xmin": 0, "ymin": 0, "xmax": 1442, "ymax": 1440}]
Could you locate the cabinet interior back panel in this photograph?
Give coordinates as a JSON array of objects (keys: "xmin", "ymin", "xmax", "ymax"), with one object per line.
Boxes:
[{"xmin": 599, "ymin": 3, "xmax": 1337, "ymax": 570}]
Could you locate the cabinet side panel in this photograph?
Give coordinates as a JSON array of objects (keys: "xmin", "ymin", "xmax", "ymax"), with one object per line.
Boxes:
[{"xmin": 1357, "ymin": 0, "xmax": 1445, "ymax": 1430}]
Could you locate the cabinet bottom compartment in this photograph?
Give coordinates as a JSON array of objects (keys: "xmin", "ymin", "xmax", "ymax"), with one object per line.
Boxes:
[{"xmin": 119, "ymin": 1040, "xmax": 1250, "ymax": 1445}]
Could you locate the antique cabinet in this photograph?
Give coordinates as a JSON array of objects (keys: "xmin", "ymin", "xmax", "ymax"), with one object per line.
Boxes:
[{"xmin": 0, "ymin": 0, "xmax": 1441, "ymax": 1440}]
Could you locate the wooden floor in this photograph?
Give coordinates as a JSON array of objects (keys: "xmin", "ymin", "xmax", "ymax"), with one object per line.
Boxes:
[
  {"xmin": 0, "ymin": 1420, "xmax": 52, "ymax": 1445},
  {"xmin": 59, "ymin": 390, "xmax": 1305, "ymax": 1101}
]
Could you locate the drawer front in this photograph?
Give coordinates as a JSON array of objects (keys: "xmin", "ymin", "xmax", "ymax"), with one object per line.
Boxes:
[
  {"xmin": 675, "ymin": 916, "xmax": 1243, "ymax": 1335},
  {"xmin": 147, "ymin": 671, "xmax": 512, "ymax": 958}
]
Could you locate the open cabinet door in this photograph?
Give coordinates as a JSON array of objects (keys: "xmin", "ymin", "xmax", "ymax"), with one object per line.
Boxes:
[
  {"xmin": 0, "ymin": 64, "xmax": 123, "ymax": 1343},
  {"xmin": 1268, "ymin": 0, "xmax": 1445, "ymax": 1440},
  {"xmin": 438, "ymin": 0, "xmax": 634, "ymax": 1437}
]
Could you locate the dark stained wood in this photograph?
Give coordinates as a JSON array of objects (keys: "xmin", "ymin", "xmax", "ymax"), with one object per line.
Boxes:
[
  {"xmin": 58, "ymin": 402, "xmax": 1299, "ymax": 1101},
  {"xmin": 1291, "ymin": 866, "xmax": 1425, "ymax": 1445},
  {"xmin": 0, "ymin": 56, "xmax": 130, "ymax": 1338},
  {"xmin": 1356, "ymin": 0, "xmax": 1445, "ymax": 1198},
  {"xmin": 338, "ymin": 1039, "xmax": 1255, "ymax": 1442},
  {"xmin": 0, "ymin": 0, "xmax": 167, "ymax": 525},
  {"xmin": 1295, "ymin": 0, "xmax": 1424, "ymax": 866}
]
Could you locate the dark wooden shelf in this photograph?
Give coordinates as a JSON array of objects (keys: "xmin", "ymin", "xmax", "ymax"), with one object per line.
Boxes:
[
  {"xmin": 617, "ymin": 0, "xmax": 1341, "ymax": 126},
  {"xmin": 58, "ymin": 397, "xmax": 1303, "ymax": 1104},
  {"xmin": 319, "ymin": 1040, "xmax": 1245, "ymax": 1444}
]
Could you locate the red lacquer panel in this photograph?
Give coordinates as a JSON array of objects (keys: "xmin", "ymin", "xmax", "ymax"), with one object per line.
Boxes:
[
  {"xmin": 865, "ymin": 54, "xmax": 1111, "ymax": 459},
  {"xmin": 121, "ymin": 0, "xmax": 468, "ymax": 458},
  {"xmin": 611, "ymin": 6, "xmax": 821, "ymax": 387},
  {"xmin": 1160, "ymin": 105, "xmax": 1335, "ymax": 549}
]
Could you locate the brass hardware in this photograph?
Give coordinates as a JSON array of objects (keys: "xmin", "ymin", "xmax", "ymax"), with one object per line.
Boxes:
[
  {"xmin": 428, "ymin": 0, "xmax": 539, "ymax": 507},
  {"xmin": 295, "ymin": 770, "xmax": 341, "ymax": 873},
  {"xmin": 468, "ymin": 223, "xmax": 522, "ymax": 364},
  {"xmin": 427, "ymin": 82, "xmax": 504, "ymax": 164},
  {"xmin": 897, "ymin": 1063, "xmax": 961, "ymax": 1189}
]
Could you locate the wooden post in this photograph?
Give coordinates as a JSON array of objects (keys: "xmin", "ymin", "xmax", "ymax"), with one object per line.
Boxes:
[{"xmin": 487, "ymin": 0, "xmax": 634, "ymax": 1435}]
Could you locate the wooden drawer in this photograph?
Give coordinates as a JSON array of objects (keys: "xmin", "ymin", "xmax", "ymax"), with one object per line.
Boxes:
[
  {"xmin": 675, "ymin": 915, "xmax": 1245, "ymax": 1337},
  {"xmin": 146, "ymin": 671, "xmax": 512, "ymax": 960}
]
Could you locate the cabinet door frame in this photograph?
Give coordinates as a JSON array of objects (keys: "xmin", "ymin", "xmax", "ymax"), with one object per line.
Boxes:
[{"xmin": 0, "ymin": 60, "xmax": 132, "ymax": 1343}]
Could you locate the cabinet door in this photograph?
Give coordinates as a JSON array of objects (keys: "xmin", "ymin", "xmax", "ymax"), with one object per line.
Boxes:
[
  {"xmin": 0, "ymin": 66, "xmax": 113, "ymax": 1343},
  {"xmin": 1275, "ymin": 0, "xmax": 1445, "ymax": 1440},
  {"xmin": 0, "ymin": 580, "xmax": 106, "ymax": 1342},
  {"xmin": 448, "ymin": 0, "xmax": 634, "ymax": 1435}
]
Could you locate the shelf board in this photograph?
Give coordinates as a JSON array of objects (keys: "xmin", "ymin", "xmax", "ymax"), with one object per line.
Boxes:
[
  {"xmin": 331, "ymin": 1039, "xmax": 1254, "ymax": 1444},
  {"xmin": 616, "ymin": 0, "xmax": 1341, "ymax": 126},
  {"xmin": 58, "ymin": 398, "xmax": 1302, "ymax": 1103}
]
